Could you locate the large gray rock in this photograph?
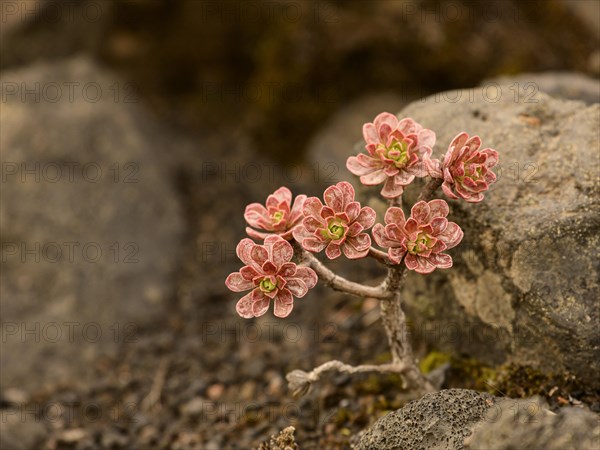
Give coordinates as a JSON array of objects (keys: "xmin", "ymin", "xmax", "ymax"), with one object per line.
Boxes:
[
  {"xmin": 466, "ymin": 397, "xmax": 600, "ymax": 450},
  {"xmin": 398, "ymin": 87, "xmax": 600, "ymax": 388},
  {"xmin": 0, "ymin": 57, "xmax": 184, "ymax": 390},
  {"xmin": 355, "ymin": 391, "xmax": 600, "ymax": 450},
  {"xmin": 354, "ymin": 389, "xmax": 497, "ymax": 450}
]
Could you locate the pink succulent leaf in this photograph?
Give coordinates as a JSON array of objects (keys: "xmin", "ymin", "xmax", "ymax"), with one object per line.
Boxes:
[
  {"xmin": 320, "ymin": 206, "xmax": 335, "ymax": 220},
  {"xmin": 302, "ymin": 237, "xmax": 328, "ymax": 253},
  {"xmin": 261, "ymin": 260, "xmax": 278, "ymax": 275},
  {"xmin": 251, "ymin": 288, "xmax": 265, "ymax": 302},
  {"xmin": 346, "ymin": 156, "xmax": 373, "ymax": 176},
  {"xmin": 225, "ymin": 272, "xmax": 254, "ymax": 292},
  {"xmin": 429, "ymin": 253, "xmax": 453, "ymax": 269},
  {"xmin": 337, "ymin": 181, "xmax": 355, "ymax": 205},
  {"xmin": 268, "ymin": 237, "xmax": 293, "ymax": 266},
  {"xmin": 289, "ymin": 194, "xmax": 307, "ymax": 222},
  {"xmin": 235, "ymin": 293, "xmax": 255, "ymax": 318},
  {"xmin": 343, "ymin": 240, "xmax": 370, "ymax": 259},
  {"xmin": 363, "ymin": 122, "xmax": 379, "ymax": 145},
  {"xmin": 428, "ymin": 199, "xmax": 449, "ymax": 220},
  {"xmin": 292, "ymin": 224, "xmax": 312, "ymax": 243},
  {"xmin": 278, "ymin": 262, "xmax": 296, "ymax": 278},
  {"xmin": 295, "ymin": 266, "xmax": 318, "ymax": 289},
  {"xmin": 349, "ymin": 233, "xmax": 371, "ymax": 251},
  {"xmin": 372, "ymin": 223, "xmax": 391, "ymax": 247},
  {"xmin": 324, "ymin": 184, "xmax": 345, "ymax": 211},
  {"xmin": 345, "ymin": 201, "xmax": 361, "ymax": 222},
  {"xmin": 360, "ymin": 169, "xmax": 388, "ymax": 186},
  {"xmin": 413, "ymin": 255, "xmax": 437, "ymax": 274},
  {"xmin": 273, "ymin": 295, "xmax": 294, "ymax": 318},
  {"xmin": 266, "ymin": 187, "xmax": 292, "ymax": 209},
  {"xmin": 438, "ymin": 222, "xmax": 464, "ymax": 249},
  {"xmin": 236, "ymin": 239, "xmax": 260, "ymax": 269},
  {"xmin": 380, "ymin": 177, "xmax": 405, "ymax": 199},
  {"xmin": 388, "ymin": 246, "xmax": 407, "ymax": 264},
  {"xmin": 325, "ymin": 242, "xmax": 342, "ymax": 259},
  {"xmin": 347, "ymin": 221, "xmax": 364, "ymax": 237},
  {"xmin": 384, "ymin": 207, "xmax": 406, "ymax": 227},
  {"xmin": 303, "ymin": 197, "xmax": 323, "ymax": 218},
  {"xmin": 404, "ymin": 253, "xmax": 419, "ymax": 271},
  {"xmin": 251, "ymin": 245, "xmax": 269, "ymax": 268},
  {"xmin": 418, "ymin": 129, "xmax": 436, "ymax": 149},
  {"xmin": 240, "ymin": 265, "xmax": 260, "ymax": 281},
  {"xmin": 430, "ymin": 217, "xmax": 448, "ymax": 235},
  {"xmin": 277, "ymin": 288, "xmax": 294, "ymax": 305},
  {"xmin": 355, "ymin": 207, "xmax": 376, "ymax": 229},
  {"xmin": 441, "ymin": 181, "xmax": 459, "ymax": 199},
  {"xmin": 411, "ymin": 201, "xmax": 430, "ymax": 224},
  {"xmin": 244, "ymin": 203, "xmax": 270, "ymax": 228},
  {"xmin": 374, "ymin": 112, "xmax": 398, "ymax": 130},
  {"xmin": 303, "ymin": 216, "xmax": 324, "ymax": 233},
  {"xmin": 252, "ymin": 297, "xmax": 271, "ymax": 317},
  {"xmin": 286, "ymin": 278, "xmax": 308, "ymax": 298}
]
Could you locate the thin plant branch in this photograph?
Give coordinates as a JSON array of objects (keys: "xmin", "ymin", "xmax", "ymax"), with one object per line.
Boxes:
[
  {"xmin": 368, "ymin": 246, "xmax": 391, "ymax": 265},
  {"xmin": 293, "ymin": 242, "xmax": 391, "ymax": 300},
  {"xmin": 286, "ymin": 360, "xmax": 412, "ymax": 397}
]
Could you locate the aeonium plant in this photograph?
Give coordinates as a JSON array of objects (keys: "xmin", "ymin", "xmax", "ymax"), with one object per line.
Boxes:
[{"xmin": 226, "ymin": 112, "xmax": 499, "ymax": 396}]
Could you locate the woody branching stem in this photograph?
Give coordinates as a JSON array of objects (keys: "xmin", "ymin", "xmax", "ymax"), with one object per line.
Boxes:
[
  {"xmin": 418, "ymin": 177, "xmax": 443, "ymax": 202},
  {"xmin": 380, "ymin": 259, "xmax": 435, "ymax": 392}
]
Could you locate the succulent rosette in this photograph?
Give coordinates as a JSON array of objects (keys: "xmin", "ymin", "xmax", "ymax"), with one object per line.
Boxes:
[
  {"xmin": 346, "ymin": 113, "xmax": 435, "ymax": 198},
  {"xmin": 244, "ymin": 187, "xmax": 307, "ymax": 240},
  {"xmin": 293, "ymin": 181, "xmax": 376, "ymax": 259},
  {"xmin": 372, "ymin": 199, "xmax": 463, "ymax": 274},
  {"xmin": 225, "ymin": 236, "xmax": 317, "ymax": 318},
  {"xmin": 426, "ymin": 132, "xmax": 498, "ymax": 203}
]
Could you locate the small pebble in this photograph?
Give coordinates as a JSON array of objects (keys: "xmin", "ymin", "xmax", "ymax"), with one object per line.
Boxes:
[{"xmin": 206, "ymin": 384, "xmax": 224, "ymax": 400}]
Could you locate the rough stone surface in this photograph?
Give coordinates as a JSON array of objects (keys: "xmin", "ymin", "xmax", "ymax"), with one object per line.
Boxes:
[
  {"xmin": 0, "ymin": 57, "xmax": 185, "ymax": 390},
  {"xmin": 397, "ymin": 87, "xmax": 600, "ymax": 388},
  {"xmin": 465, "ymin": 397, "xmax": 600, "ymax": 450},
  {"xmin": 486, "ymin": 71, "xmax": 600, "ymax": 105},
  {"xmin": 354, "ymin": 389, "xmax": 497, "ymax": 450}
]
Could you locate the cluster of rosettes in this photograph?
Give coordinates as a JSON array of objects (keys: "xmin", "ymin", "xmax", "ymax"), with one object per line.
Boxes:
[
  {"xmin": 348, "ymin": 113, "xmax": 498, "ymax": 203},
  {"xmin": 227, "ymin": 112, "xmax": 498, "ymax": 318}
]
